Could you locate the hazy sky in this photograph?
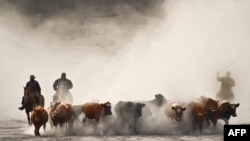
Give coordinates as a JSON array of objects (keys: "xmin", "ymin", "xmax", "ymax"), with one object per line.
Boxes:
[{"xmin": 0, "ymin": 0, "xmax": 250, "ymax": 120}]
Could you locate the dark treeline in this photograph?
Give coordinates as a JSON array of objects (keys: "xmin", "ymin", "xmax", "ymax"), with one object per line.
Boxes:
[{"xmin": 4, "ymin": 0, "xmax": 166, "ymax": 16}]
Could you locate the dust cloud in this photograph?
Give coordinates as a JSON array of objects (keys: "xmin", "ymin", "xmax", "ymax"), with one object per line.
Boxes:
[{"xmin": 0, "ymin": 0, "xmax": 250, "ymax": 135}]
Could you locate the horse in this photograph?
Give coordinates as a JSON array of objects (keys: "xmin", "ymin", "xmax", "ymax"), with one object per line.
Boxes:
[
  {"xmin": 53, "ymin": 86, "xmax": 73, "ymax": 104},
  {"xmin": 216, "ymin": 89, "xmax": 234, "ymax": 102},
  {"xmin": 23, "ymin": 86, "xmax": 45, "ymax": 125}
]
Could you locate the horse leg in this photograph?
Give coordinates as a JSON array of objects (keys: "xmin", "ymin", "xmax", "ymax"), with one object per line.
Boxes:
[{"xmin": 26, "ymin": 110, "xmax": 31, "ymax": 125}]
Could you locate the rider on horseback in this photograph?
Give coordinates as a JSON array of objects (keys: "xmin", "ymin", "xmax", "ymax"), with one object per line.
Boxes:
[
  {"xmin": 53, "ymin": 72, "xmax": 73, "ymax": 102},
  {"xmin": 19, "ymin": 75, "xmax": 41, "ymax": 110},
  {"xmin": 216, "ymin": 71, "xmax": 235, "ymax": 101}
]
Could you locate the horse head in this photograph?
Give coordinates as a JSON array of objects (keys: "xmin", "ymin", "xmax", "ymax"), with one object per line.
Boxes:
[{"xmin": 23, "ymin": 86, "xmax": 34, "ymax": 101}]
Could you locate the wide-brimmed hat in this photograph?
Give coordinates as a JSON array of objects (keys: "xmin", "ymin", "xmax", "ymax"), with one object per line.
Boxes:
[{"xmin": 30, "ymin": 75, "xmax": 36, "ymax": 79}]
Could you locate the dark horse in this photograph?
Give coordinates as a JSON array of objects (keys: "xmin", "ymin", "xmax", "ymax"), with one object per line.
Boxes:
[{"xmin": 23, "ymin": 86, "xmax": 45, "ymax": 125}]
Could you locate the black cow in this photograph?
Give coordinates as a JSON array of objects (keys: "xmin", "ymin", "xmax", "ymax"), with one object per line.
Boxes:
[
  {"xmin": 217, "ymin": 101, "xmax": 240, "ymax": 125},
  {"xmin": 114, "ymin": 101, "xmax": 145, "ymax": 134}
]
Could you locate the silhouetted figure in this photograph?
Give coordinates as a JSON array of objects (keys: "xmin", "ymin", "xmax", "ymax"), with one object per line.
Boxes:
[
  {"xmin": 53, "ymin": 72, "xmax": 73, "ymax": 103},
  {"xmin": 19, "ymin": 75, "xmax": 41, "ymax": 110},
  {"xmin": 216, "ymin": 71, "xmax": 235, "ymax": 102}
]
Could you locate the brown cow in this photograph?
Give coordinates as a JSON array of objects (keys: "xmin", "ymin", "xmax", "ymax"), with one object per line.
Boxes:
[
  {"xmin": 81, "ymin": 101, "xmax": 112, "ymax": 123},
  {"xmin": 50, "ymin": 102, "xmax": 74, "ymax": 131},
  {"xmin": 200, "ymin": 96, "xmax": 219, "ymax": 127},
  {"xmin": 31, "ymin": 106, "xmax": 48, "ymax": 136},
  {"xmin": 188, "ymin": 102, "xmax": 205, "ymax": 133},
  {"xmin": 165, "ymin": 101, "xmax": 186, "ymax": 122}
]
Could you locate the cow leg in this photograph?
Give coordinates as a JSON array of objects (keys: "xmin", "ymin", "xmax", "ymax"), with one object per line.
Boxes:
[
  {"xmin": 65, "ymin": 122, "xmax": 68, "ymax": 133},
  {"xmin": 97, "ymin": 123, "xmax": 103, "ymax": 135},
  {"xmin": 68, "ymin": 120, "xmax": 74, "ymax": 134},
  {"xmin": 206, "ymin": 118, "xmax": 210, "ymax": 127},
  {"xmin": 34, "ymin": 126, "xmax": 36, "ymax": 136},
  {"xmin": 34, "ymin": 128, "xmax": 37, "ymax": 136},
  {"xmin": 224, "ymin": 119, "xmax": 229, "ymax": 125},
  {"xmin": 43, "ymin": 123, "xmax": 46, "ymax": 131},
  {"xmin": 199, "ymin": 126, "xmax": 202, "ymax": 133},
  {"xmin": 82, "ymin": 116, "xmax": 86, "ymax": 123},
  {"xmin": 37, "ymin": 125, "xmax": 41, "ymax": 136},
  {"xmin": 171, "ymin": 118, "xmax": 174, "ymax": 123},
  {"xmin": 192, "ymin": 120, "xmax": 196, "ymax": 131},
  {"xmin": 94, "ymin": 117, "xmax": 100, "ymax": 123},
  {"xmin": 212, "ymin": 121, "xmax": 217, "ymax": 129}
]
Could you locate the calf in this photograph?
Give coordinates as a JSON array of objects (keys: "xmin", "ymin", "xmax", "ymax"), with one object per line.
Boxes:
[
  {"xmin": 188, "ymin": 102, "xmax": 205, "ymax": 133},
  {"xmin": 165, "ymin": 101, "xmax": 186, "ymax": 122},
  {"xmin": 31, "ymin": 106, "xmax": 48, "ymax": 136},
  {"xmin": 217, "ymin": 100, "xmax": 240, "ymax": 125}
]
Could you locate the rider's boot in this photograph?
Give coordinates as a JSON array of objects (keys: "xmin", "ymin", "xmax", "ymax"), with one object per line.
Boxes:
[
  {"xmin": 18, "ymin": 97, "xmax": 25, "ymax": 110},
  {"xmin": 18, "ymin": 105, "xmax": 25, "ymax": 110}
]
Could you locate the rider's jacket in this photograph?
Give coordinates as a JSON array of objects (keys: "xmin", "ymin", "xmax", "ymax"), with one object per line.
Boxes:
[
  {"xmin": 26, "ymin": 80, "xmax": 41, "ymax": 94},
  {"xmin": 53, "ymin": 78, "xmax": 73, "ymax": 91},
  {"xmin": 217, "ymin": 76, "xmax": 235, "ymax": 91}
]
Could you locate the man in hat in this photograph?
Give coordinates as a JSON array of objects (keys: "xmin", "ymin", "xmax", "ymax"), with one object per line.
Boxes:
[
  {"xmin": 18, "ymin": 75, "xmax": 41, "ymax": 110},
  {"xmin": 216, "ymin": 71, "xmax": 235, "ymax": 101}
]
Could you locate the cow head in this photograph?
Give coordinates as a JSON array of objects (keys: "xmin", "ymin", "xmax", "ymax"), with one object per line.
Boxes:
[
  {"xmin": 219, "ymin": 102, "xmax": 240, "ymax": 118},
  {"xmin": 229, "ymin": 103, "xmax": 240, "ymax": 117},
  {"xmin": 49, "ymin": 102, "xmax": 61, "ymax": 126},
  {"xmin": 33, "ymin": 106, "xmax": 45, "ymax": 121},
  {"xmin": 172, "ymin": 106, "xmax": 186, "ymax": 121},
  {"xmin": 102, "ymin": 101, "xmax": 112, "ymax": 116},
  {"xmin": 209, "ymin": 107, "xmax": 218, "ymax": 125},
  {"xmin": 50, "ymin": 112, "xmax": 59, "ymax": 126},
  {"xmin": 133, "ymin": 103, "xmax": 145, "ymax": 117}
]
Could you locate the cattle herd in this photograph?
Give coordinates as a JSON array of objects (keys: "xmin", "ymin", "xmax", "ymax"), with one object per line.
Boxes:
[{"xmin": 28, "ymin": 94, "xmax": 240, "ymax": 136}]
